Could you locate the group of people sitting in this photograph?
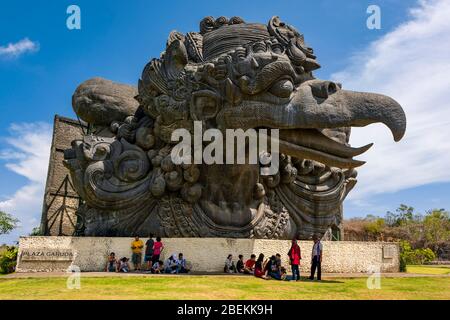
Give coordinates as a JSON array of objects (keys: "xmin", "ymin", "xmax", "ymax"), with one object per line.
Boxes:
[
  {"xmin": 224, "ymin": 253, "xmax": 293, "ymax": 280},
  {"xmin": 104, "ymin": 234, "xmax": 323, "ymax": 281},
  {"xmin": 223, "ymin": 235, "xmax": 323, "ymax": 281},
  {"xmin": 105, "ymin": 234, "xmax": 191, "ymax": 274}
]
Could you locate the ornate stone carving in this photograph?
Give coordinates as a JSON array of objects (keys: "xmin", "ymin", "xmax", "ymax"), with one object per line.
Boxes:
[{"xmin": 64, "ymin": 16, "xmax": 406, "ymax": 239}]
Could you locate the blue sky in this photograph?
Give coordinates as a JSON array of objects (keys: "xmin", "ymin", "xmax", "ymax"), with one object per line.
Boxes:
[{"xmin": 1, "ymin": 0, "xmax": 450, "ymax": 243}]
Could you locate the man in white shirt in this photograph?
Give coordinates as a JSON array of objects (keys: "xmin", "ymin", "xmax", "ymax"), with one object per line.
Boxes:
[{"xmin": 309, "ymin": 234, "xmax": 322, "ymax": 281}]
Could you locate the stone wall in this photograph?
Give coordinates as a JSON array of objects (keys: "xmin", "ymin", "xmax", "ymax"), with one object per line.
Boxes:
[
  {"xmin": 16, "ymin": 237, "xmax": 399, "ymax": 273},
  {"xmin": 40, "ymin": 116, "xmax": 87, "ymax": 236}
]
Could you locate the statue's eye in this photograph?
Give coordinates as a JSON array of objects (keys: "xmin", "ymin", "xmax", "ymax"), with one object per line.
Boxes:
[{"xmin": 269, "ymin": 79, "xmax": 294, "ymax": 98}]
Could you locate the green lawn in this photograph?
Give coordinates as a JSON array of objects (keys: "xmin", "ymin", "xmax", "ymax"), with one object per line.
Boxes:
[
  {"xmin": 406, "ymin": 265, "xmax": 450, "ymax": 275},
  {"xmin": 0, "ymin": 275, "xmax": 449, "ymax": 300}
]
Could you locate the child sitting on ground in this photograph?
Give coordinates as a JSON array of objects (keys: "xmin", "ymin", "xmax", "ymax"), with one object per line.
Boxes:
[
  {"xmin": 105, "ymin": 252, "xmax": 118, "ymax": 272},
  {"xmin": 151, "ymin": 260, "xmax": 164, "ymax": 274},
  {"xmin": 118, "ymin": 257, "xmax": 130, "ymax": 273}
]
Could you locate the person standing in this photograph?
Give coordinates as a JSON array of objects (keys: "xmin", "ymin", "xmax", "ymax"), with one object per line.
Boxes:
[
  {"xmin": 309, "ymin": 234, "xmax": 322, "ymax": 281},
  {"xmin": 152, "ymin": 236, "xmax": 164, "ymax": 264},
  {"xmin": 131, "ymin": 236, "xmax": 144, "ymax": 271},
  {"xmin": 288, "ymin": 238, "xmax": 301, "ymax": 281},
  {"xmin": 144, "ymin": 234, "xmax": 155, "ymax": 271}
]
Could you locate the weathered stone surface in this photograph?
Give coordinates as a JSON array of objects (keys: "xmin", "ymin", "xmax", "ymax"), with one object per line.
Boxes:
[
  {"xmin": 72, "ymin": 77, "xmax": 139, "ymax": 126},
  {"xmin": 41, "ymin": 116, "xmax": 86, "ymax": 236},
  {"xmin": 16, "ymin": 236, "xmax": 399, "ymax": 273},
  {"xmin": 60, "ymin": 16, "xmax": 406, "ymax": 239}
]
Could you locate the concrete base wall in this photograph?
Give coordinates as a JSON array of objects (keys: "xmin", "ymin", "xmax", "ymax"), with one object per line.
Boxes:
[{"xmin": 16, "ymin": 236, "xmax": 399, "ymax": 273}]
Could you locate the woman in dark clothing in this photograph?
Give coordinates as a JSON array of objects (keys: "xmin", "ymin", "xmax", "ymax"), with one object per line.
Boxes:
[{"xmin": 266, "ymin": 255, "xmax": 282, "ymax": 280}]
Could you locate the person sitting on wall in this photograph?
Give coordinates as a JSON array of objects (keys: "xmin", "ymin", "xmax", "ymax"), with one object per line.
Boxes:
[
  {"xmin": 254, "ymin": 253, "xmax": 268, "ymax": 279},
  {"xmin": 144, "ymin": 233, "xmax": 155, "ymax": 271},
  {"xmin": 105, "ymin": 252, "xmax": 118, "ymax": 272},
  {"xmin": 244, "ymin": 254, "xmax": 256, "ymax": 274},
  {"xmin": 130, "ymin": 235, "xmax": 144, "ymax": 271},
  {"xmin": 236, "ymin": 254, "xmax": 245, "ymax": 273},
  {"xmin": 177, "ymin": 253, "xmax": 190, "ymax": 273},
  {"xmin": 224, "ymin": 254, "xmax": 236, "ymax": 273},
  {"xmin": 164, "ymin": 254, "xmax": 179, "ymax": 274},
  {"xmin": 118, "ymin": 257, "xmax": 130, "ymax": 273}
]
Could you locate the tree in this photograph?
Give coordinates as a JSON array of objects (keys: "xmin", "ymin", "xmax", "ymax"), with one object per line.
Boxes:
[
  {"xmin": 29, "ymin": 227, "xmax": 43, "ymax": 236},
  {"xmin": 0, "ymin": 211, "xmax": 19, "ymax": 235},
  {"xmin": 385, "ymin": 204, "xmax": 416, "ymax": 227},
  {"xmin": 364, "ymin": 217, "xmax": 385, "ymax": 238},
  {"xmin": 423, "ymin": 209, "xmax": 450, "ymax": 253}
]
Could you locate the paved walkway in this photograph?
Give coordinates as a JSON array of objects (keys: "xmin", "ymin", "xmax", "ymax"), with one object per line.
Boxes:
[{"xmin": 3, "ymin": 271, "xmax": 449, "ymax": 279}]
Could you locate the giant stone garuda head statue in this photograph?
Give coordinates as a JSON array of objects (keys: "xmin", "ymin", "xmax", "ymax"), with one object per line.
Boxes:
[{"xmin": 64, "ymin": 16, "xmax": 406, "ymax": 239}]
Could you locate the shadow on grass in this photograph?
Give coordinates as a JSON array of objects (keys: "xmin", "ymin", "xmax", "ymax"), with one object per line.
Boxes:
[
  {"xmin": 252, "ymin": 276, "xmax": 344, "ymax": 284},
  {"xmin": 295, "ymin": 276, "xmax": 344, "ymax": 284},
  {"xmin": 135, "ymin": 272, "xmax": 346, "ymax": 283}
]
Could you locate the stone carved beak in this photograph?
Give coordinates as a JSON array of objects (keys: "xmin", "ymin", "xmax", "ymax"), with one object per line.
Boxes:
[
  {"xmin": 221, "ymin": 79, "xmax": 407, "ymax": 169},
  {"xmin": 293, "ymin": 80, "xmax": 406, "ymax": 142}
]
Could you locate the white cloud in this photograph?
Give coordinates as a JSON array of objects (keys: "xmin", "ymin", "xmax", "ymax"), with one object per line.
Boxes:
[
  {"xmin": 0, "ymin": 123, "xmax": 52, "ymax": 244},
  {"xmin": 332, "ymin": 0, "xmax": 450, "ymax": 202},
  {"xmin": 0, "ymin": 38, "xmax": 39, "ymax": 58}
]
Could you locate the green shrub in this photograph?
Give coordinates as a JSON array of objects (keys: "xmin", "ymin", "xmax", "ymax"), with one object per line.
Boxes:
[
  {"xmin": 399, "ymin": 241, "xmax": 410, "ymax": 272},
  {"xmin": 400, "ymin": 240, "xmax": 436, "ymax": 271},
  {"xmin": 0, "ymin": 246, "xmax": 18, "ymax": 274},
  {"xmin": 29, "ymin": 227, "xmax": 43, "ymax": 236},
  {"xmin": 399, "ymin": 256, "xmax": 407, "ymax": 272},
  {"xmin": 409, "ymin": 248, "xmax": 436, "ymax": 264},
  {"xmin": 364, "ymin": 217, "xmax": 385, "ymax": 236}
]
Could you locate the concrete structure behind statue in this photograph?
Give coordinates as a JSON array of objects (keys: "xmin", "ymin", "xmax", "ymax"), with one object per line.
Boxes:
[
  {"xmin": 40, "ymin": 115, "xmax": 87, "ymax": 236},
  {"xmin": 16, "ymin": 236, "xmax": 399, "ymax": 273}
]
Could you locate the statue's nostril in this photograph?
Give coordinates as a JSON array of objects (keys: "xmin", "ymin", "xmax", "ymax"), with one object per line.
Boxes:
[
  {"xmin": 327, "ymin": 82, "xmax": 337, "ymax": 95},
  {"xmin": 311, "ymin": 81, "xmax": 338, "ymax": 99}
]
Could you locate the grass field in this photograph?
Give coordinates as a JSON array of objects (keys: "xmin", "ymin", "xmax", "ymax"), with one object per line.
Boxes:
[
  {"xmin": 0, "ymin": 275, "xmax": 449, "ymax": 300},
  {"xmin": 406, "ymin": 265, "xmax": 450, "ymax": 275}
]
